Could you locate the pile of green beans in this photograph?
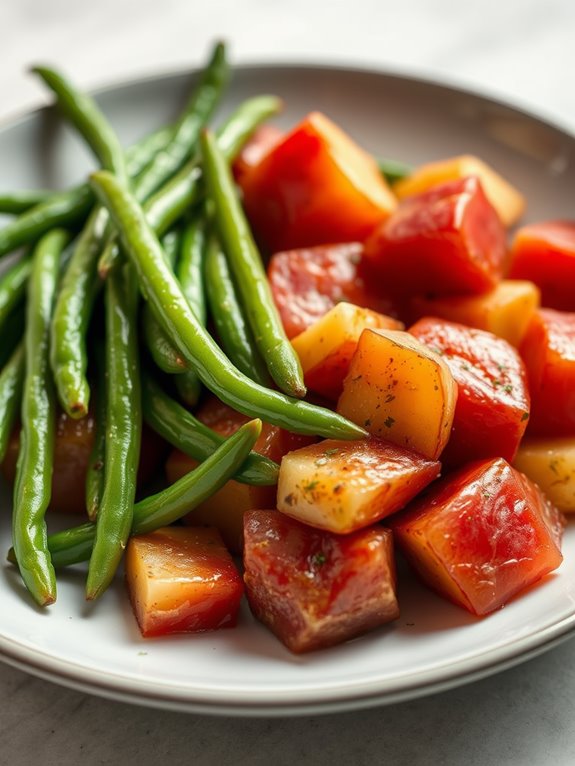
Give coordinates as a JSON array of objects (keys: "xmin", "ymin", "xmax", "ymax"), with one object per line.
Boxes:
[{"xmin": 0, "ymin": 42, "xmax": 369, "ymax": 610}]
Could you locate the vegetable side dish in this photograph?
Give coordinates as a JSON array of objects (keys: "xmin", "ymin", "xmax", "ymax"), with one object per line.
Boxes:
[{"xmin": 0, "ymin": 42, "xmax": 573, "ymax": 654}]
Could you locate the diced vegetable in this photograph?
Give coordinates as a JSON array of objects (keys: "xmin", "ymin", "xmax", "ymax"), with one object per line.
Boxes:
[
  {"xmin": 232, "ymin": 123, "xmax": 283, "ymax": 185},
  {"xmin": 277, "ymin": 437, "xmax": 440, "ymax": 533},
  {"xmin": 165, "ymin": 397, "xmax": 316, "ymax": 552},
  {"xmin": 410, "ymin": 318, "xmax": 530, "ymax": 466},
  {"xmin": 509, "ymin": 221, "xmax": 575, "ymax": 311},
  {"xmin": 337, "ymin": 329, "xmax": 457, "ymax": 460},
  {"xmin": 389, "ymin": 457, "xmax": 564, "ymax": 616},
  {"xmin": 243, "ymin": 510, "xmax": 399, "ymax": 653},
  {"xmin": 125, "ymin": 526, "xmax": 243, "ymax": 638},
  {"xmin": 291, "ymin": 302, "xmax": 403, "ymax": 400},
  {"xmin": 519, "ymin": 309, "xmax": 575, "ymax": 436},
  {"xmin": 514, "ymin": 437, "xmax": 575, "ymax": 513},
  {"xmin": 268, "ymin": 242, "xmax": 398, "ymax": 339},
  {"xmin": 393, "ymin": 155, "xmax": 525, "ymax": 227},
  {"xmin": 241, "ymin": 111, "xmax": 397, "ymax": 252},
  {"xmin": 409, "ymin": 279, "xmax": 540, "ymax": 348},
  {"xmin": 364, "ymin": 176, "xmax": 507, "ymax": 296}
]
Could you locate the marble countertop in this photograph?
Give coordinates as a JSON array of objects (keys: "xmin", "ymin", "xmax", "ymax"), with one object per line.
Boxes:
[{"xmin": 2, "ymin": 1, "xmax": 575, "ymax": 764}]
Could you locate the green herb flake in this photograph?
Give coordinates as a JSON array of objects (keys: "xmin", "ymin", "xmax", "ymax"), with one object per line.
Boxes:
[
  {"xmin": 384, "ymin": 416, "xmax": 395, "ymax": 428},
  {"xmin": 312, "ymin": 552, "xmax": 327, "ymax": 567},
  {"xmin": 521, "ymin": 412, "xmax": 529, "ymax": 422},
  {"xmin": 302, "ymin": 480, "xmax": 319, "ymax": 493}
]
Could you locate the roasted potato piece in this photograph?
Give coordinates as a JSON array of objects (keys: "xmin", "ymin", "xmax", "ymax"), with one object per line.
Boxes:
[
  {"xmin": 277, "ymin": 437, "xmax": 440, "ymax": 533},
  {"xmin": 410, "ymin": 280, "xmax": 540, "ymax": 348},
  {"xmin": 337, "ymin": 329, "xmax": 457, "ymax": 460},
  {"xmin": 125, "ymin": 526, "xmax": 243, "ymax": 638},
  {"xmin": 291, "ymin": 302, "xmax": 403, "ymax": 400},
  {"xmin": 514, "ymin": 437, "xmax": 575, "ymax": 512}
]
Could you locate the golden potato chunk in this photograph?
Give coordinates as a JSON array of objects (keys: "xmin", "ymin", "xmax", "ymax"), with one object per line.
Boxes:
[
  {"xmin": 514, "ymin": 437, "xmax": 575, "ymax": 512},
  {"xmin": 291, "ymin": 302, "xmax": 403, "ymax": 400},
  {"xmin": 337, "ymin": 329, "xmax": 457, "ymax": 460},
  {"xmin": 277, "ymin": 437, "xmax": 440, "ymax": 533},
  {"xmin": 394, "ymin": 154, "xmax": 525, "ymax": 227},
  {"xmin": 410, "ymin": 280, "xmax": 540, "ymax": 348}
]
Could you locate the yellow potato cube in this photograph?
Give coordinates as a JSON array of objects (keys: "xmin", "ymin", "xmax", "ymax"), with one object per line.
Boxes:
[
  {"xmin": 291, "ymin": 302, "xmax": 403, "ymax": 400},
  {"xmin": 514, "ymin": 437, "xmax": 575, "ymax": 512},
  {"xmin": 277, "ymin": 438, "xmax": 440, "ymax": 533},
  {"xmin": 410, "ymin": 280, "xmax": 540, "ymax": 347},
  {"xmin": 337, "ymin": 329, "xmax": 457, "ymax": 460},
  {"xmin": 394, "ymin": 154, "xmax": 525, "ymax": 227}
]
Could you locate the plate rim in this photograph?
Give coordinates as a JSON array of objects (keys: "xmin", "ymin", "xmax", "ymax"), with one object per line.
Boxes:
[{"xmin": 1, "ymin": 60, "xmax": 574, "ymax": 716}]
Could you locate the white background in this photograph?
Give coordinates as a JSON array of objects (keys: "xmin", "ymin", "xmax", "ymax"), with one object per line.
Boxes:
[{"xmin": 1, "ymin": 1, "xmax": 574, "ymax": 764}]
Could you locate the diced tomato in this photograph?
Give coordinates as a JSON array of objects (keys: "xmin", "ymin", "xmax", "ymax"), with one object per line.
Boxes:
[
  {"xmin": 125, "ymin": 526, "xmax": 243, "ymax": 638},
  {"xmin": 165, "ymin": 396, "xmax": 316, "ymax": 552},
  {"xmin": 409, "ymin": 318, "xmax": 530, "ymax": 465},
  {"xmin": 232, "ymin": 124, "xmax": 284, "ymax": 185},
  {"xmin": 519, "ymin": 309, "xmax": 575, "ymax": 436},
  {"xmin": 240, "ymin": 111, "xmax": 397, "ymax": 253},
  {"xmin": 509, "ymin": 221, "xmax": 575, "ymax": 311},
  {"xmin": 268, "ymin": 242, "xmax": 398, "ymax": 339},
  {"xmin": 389, "ymin": 458, "xmax": 564, "ymax": 616},
  {"xmin": 277, "ymin": 437, "xmax": 440, "ymax": 533},
  {"xmin": 364, "ymin": 176, "xmax": 507, "ymax": 296},
  {"xmin": 243, "ymin": 510, "xmax": 399, "ymax": 653}
]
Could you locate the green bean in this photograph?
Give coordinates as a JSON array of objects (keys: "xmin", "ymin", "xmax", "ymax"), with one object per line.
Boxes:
[
  {"xmin": 8, "ymin": 419, "xmax": 262, "ymax": 569},
  {"xmin": 204, "ymin": 232, "xmax": 270, "ymax": 385},
  {"xmin": 84, "ymin": 339, "xmax": 106, "ymax": 521},
  {"xmin": 133, "ymin": 42, "xmax": 229, "ymax": 202},
  {"xmin": 98, "ymin": 95, "xmax": 283, "ymax": 277},
  {"xmin": 0, "ymin": 255, "xmax": 31, "ymax": 331},
  {"xmin": 33, "ymin": 66, "xmax": 128, "ymax": 183},
  {"xmin": 0, "ymin": 185, "xmax": 92, "ymax": 259},
  {"xmin": 142, "ymin": 229, "xmax": 187, "ymax": 374},
  {"xmin": 377, "ymin": 157, "xmax": 412, "ymax": 185},
  {"xmin": 50, "ymin": 207, "xmax": 108, "ymax": 416},
  {"xmin": 201, "ymin": 130, "xmax": 305, "ymax": 398},
  {"xmin": 142, "ymin": 373, "xmax": 277, "ymax": 486},
  {"xmin": 12, "ymin": 228, "xmax": 69, "ymax": 606},
  {"xmin": 85, "ymin": 263, "xmax": 142, "ymax": 600},
  {"xmin": 0, "ymin": 344, "xmax": 25, "ymax": 463},
  {"xmin": 0, "ymin": 124, "xmax": 173, "ymax": 261},
  {"xmin": 173, "ymin": 217, "xmax": 209, "ymax": 406},
  {"xmin": 90, "ymin": 170, "xmax": 365, "ymax": 440},
  {"xmin": 0, "ymin": 190, "xmax": 53, "ymax": 215}
]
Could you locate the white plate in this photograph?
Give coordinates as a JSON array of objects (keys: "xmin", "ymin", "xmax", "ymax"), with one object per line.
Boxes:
[{"xmin": 1, "ymin": 63, "xmax": 574, "ymax": 716}]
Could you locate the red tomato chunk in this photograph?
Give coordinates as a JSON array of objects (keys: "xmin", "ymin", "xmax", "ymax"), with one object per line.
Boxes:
[
  {"xmin": 125, "ymin": 527, "xmax": 243, "ymax": 638},
  {"xmin": 520, "ymin": 309, "xmax": 575, "ymax": 436},
  {"xmin": 243, "ymin": 510, "xmax": 399, "ymax": 653},
  {"xmin": 364, "ymin": 176, "xmax": 507, "ymax": 296},
  {"xmin": 390, "ymin": 458, "xmax": 564, "ymax": 616},
  {"xmin": 409, "ymin": 318, "xmax": 530, "ymax": 465},
  {"xmin": 268, "ymin": 242, "xmax": 397, "ymax": 339},
  {"xmin": 240, "ymin": 111, "xmax": 397, "ymax": 253},
  {"xmin": 509, "ymin": 221, "xmax": 575, "ymax": 311}
]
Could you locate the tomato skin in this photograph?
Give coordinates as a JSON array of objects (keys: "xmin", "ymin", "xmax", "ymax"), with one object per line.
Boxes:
[
  {"xmin": 519, "ymin": 309, "xmax": 575, "ymax": 436},
  {"xmin": 268, "ymin": 242, "xmax": 398, "ymax": 339},
  {"xmin": 389, "ymin": 458, "xmax": 564, "ymax": 616},
  {"xmin": 243, "ymin": 510, "xmax": 399, "ymax": 653},
  {"xmin": 125, "ymin": 527, "xmax": 243, "ymax": 638},
  {"xmin": 240, "ymin": 111, "xmax": 397, "ymax": 253},
  {"xmin": 166, "ymin": 396, "xmax": 316, "ymax": 552},
  {"xmin": 409, "ymin": 318, "xmax": 530, "ymax": 465},
  {"xmin": 364, "ymin": 176, "xmax": 507, "ymax": 296},
  {"xmin": 232, "ymin": 124, "xmax": 283, "ymax": 186},
  {"xmin": 509, "ymin": 221, "xmax": 575, "ymax": 311}
]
